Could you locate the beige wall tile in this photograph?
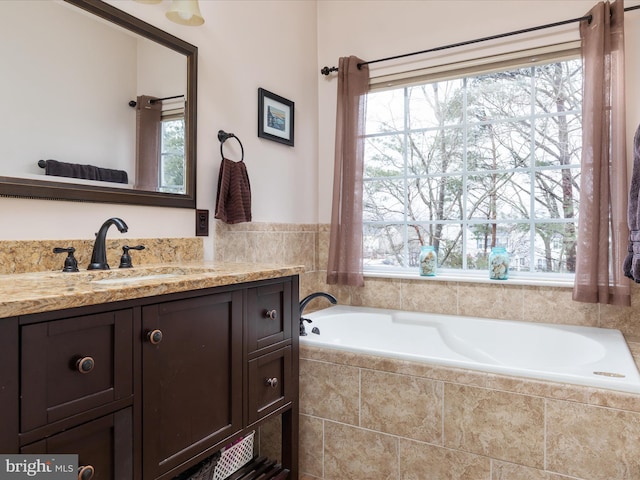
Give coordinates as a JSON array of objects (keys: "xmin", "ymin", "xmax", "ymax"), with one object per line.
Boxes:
[
  {"xmin": 400, "ymin": 280, "xmax": 458, "ymax": 315},
  {"xmin": 546, "ymin": 399, "xmax": 640, "ymax": 479},
  {"xmin": 361, "ymin": 369, "xmax": 443, "ymax": 443},
  {"xmin": 299, "ymin": 359, "xmax": 359, "ymax": 425},
  {"xmin": 283, "ymin": 232, "xmax": 316, "ymax": 271},
  {"xmin": 458, "ymin": 283, "xmax": 523, "ymax": 321},
  {"xmin": 522, "ymin": 286, "xmax": 598, "ymax": 326},
  {"xmin": 299, "ymin": 415, "xmax": 323, "ymax": 478},
  {"xmin": 351, "ymin": 277, "xmax": 402, "ymax": 309},
  {"xmin": 258, "ymin": 415, "xmax": 281, "ymax": 463},
  {"xmin": 400, "ymin": 439, "xmax": 490, "ymax": 480},
  {"xmin": 324, "ymin": 421, "xmax": 398, "ymax": 480},
  {"xmin": 444, "ymin": 384, "xmax": 544, "ymax": 468},
  {"xmin": 492, "ymin": 461, "xmax": 574, "ymax": 480}
]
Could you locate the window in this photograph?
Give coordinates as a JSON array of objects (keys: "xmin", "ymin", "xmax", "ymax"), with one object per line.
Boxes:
[
  {"xmin": 159, "ymin": 117, "xmax": 185, "ymax": 194},
  {"xmin": 363, "ymin": 55, "xmax": 582, "ymax": 277}
]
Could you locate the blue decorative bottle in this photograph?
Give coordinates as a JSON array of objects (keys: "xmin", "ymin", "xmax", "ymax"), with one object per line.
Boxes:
[
  {"xmin": 419, "ymin": 246, "xmax": 437, "ymax": 276},
  {"xmin": 489, "ymin": 246, "xmax": 510, "ymax": 280}
]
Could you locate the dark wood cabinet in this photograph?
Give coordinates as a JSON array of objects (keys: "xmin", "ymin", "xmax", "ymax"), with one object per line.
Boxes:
[
  {"xmin": 141, "ymin": 290, "xmax": 243, "ymax": 479},
  {"xmin": 3, "ymin": 275, "xmax": 299, "ymax": 480}
]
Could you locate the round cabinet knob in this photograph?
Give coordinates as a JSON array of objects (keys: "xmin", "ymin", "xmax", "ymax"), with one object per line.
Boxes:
[
  {"xmin": 78, "ymin": 465, "xmax": 95, "ymax": 480},
  {"xmin": 265, "ymin": 309, "xmax": 278, "ymax": 320},
  {"xmin": 266, "ymin": 377, "xmax": 278, "ymax": 388},
  {"xmin": 147, "ymin": 329, "xmax": 163, "ymax": 345},
  {"xmin": 76, "ymin": 356, "xmax": 95, "ymax": 374}
]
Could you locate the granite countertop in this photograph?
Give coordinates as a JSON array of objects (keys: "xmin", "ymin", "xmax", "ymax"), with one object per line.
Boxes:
[{"xmin": 0, "ymin": 262, "xmax": 305, "ymax": 318}]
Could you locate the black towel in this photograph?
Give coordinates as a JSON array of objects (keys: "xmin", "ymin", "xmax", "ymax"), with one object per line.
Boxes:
[
  {"xmin": 214, "ymin": 158, "xmax": 252, "ymax": 224},
  {"xmin": 42, "ymin": 159, "xmax": 128, "ymax": 184},
  {"xmin": 623, "ymin": 124, "xmax": 640, "ymax": 282}
]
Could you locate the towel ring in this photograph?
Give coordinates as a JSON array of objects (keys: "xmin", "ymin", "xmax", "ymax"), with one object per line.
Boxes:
[{"xmin": 218, "ymin": 130, "xmax": 244, "ymax": 162}]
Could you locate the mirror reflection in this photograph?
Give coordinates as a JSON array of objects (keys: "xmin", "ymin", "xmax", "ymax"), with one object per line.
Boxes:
[{"xmin": 0, "ymin": 0, "xmax": 197, "ymax": 208}]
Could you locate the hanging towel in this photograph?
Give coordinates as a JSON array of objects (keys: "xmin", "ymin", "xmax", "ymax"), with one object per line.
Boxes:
[
  {"xmin": 623, "ymin": 124, "xmax": 640, "ymax": 282},
  {"xmin": 42, "ymin": 159, "xmax": 128, "ymax": 184},
  {"xmin": 214, "ymin": 157, "xmax": 252, "ymax": 224}
]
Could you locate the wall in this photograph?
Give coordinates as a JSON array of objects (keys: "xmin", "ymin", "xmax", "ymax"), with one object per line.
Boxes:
[{"xmin": 0, "ymin": 0, "xmax": 319, "ymax": 252}]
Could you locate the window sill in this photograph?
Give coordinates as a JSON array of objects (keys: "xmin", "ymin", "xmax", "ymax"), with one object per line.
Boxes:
[{"xmin": 363, "ymin": 269, "xmax": 574, "ymax": 288}]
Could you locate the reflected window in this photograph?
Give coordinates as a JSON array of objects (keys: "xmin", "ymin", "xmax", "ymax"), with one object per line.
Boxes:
[{"xmin": 159, "ymin": 116, "xmax": 185, "ymax": 194}]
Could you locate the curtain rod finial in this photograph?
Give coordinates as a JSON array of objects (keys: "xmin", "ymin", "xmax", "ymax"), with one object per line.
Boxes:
[{"xmin": 321, "ymin": 66, "xmax": 338, "ymax": 76}]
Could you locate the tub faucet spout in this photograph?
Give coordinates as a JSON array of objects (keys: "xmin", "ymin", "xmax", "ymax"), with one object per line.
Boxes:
[
  {"xmin": 299, "ymin": 292, "xmax": 337, "ymax": 336},
  {"xmin": 88, "ymin": 217, "xmax": 128, "ymax": 270}
]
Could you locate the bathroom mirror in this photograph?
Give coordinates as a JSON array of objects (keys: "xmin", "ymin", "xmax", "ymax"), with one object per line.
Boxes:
[{"xmin": 0, "ymin": 0, "xmax": 197, "ymax": 208}]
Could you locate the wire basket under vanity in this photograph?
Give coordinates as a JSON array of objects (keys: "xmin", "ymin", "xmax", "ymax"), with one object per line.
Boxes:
[{"xmin": 212, "ymin": 431, "xmax": 255, "ymax": 480}]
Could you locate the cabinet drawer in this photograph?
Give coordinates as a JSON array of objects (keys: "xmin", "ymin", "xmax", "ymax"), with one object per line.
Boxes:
[
  {"xmin": 21, "ymin": 309, "xmax": 133, "ymax": 432},
  {"xmin": 248, "ymin": 346, "xmax": 291, "ymax": 424},
  {"xmin": 21, "ymin": 408, "xmax": 133, "ymax": 480},
  {"xmin": 247, "ymin": 281, "xmax": 292, "ymax": 352}
]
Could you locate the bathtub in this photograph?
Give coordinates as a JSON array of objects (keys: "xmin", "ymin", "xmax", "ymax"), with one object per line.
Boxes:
[{"xmin": 300, "ymin": 305, "xmax": 640, "ymax": 394}]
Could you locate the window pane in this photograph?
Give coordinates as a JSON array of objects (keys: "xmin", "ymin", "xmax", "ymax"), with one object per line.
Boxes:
[
  {"xmin": 363, "ymin": 224, "xmax": 406, "ymax": 267},
  {"xmin": 467, "ymin": 121, "xmax": 531, "ymax": 171},
  {"xmin": 408, "ymin": 129, "xmax": 464, "ymax": 175},
  {"xmin": 365, "ymin": 135, "xmax": 404, "ymax": 177},
  {"xmin": 467, "ymin": 172, "xmax": 531, "ymax": 220},
  {"xmin": 533, "ymin": 169, "xmax": 580, "ymax": 219},
  {"xmin": 534, "ymin": 114, "xmax": 582, "ymax": 167},
  {"xmin": 407, "ymin": 175, "xmax": 463, "ymax": 221},
  {"xmin": 407, "ymin": 79, "xmax": 464, "ymax": 129},
  {"xmin": 533, "ymin": 60, "xmax": 582, "ymax": 115},
  {"xmin": 366, "ymin": 89, "xmax": 405, "ymax": 134},
  {"xmin": 467, "ymin": 67, "xmax": 532, "ymax": 121},
  {"xmin": 533, "ymin": 222, "xmax": 577, "ymax": 273},
  {"xmin": 364, "ymin": 179, "xmax": 405, "ymax": 221}
]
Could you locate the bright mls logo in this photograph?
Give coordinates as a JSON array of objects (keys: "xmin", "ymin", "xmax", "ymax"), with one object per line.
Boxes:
[{"xmin": 0, "ymin": 455, "xmax": 77, "ymax": 479}]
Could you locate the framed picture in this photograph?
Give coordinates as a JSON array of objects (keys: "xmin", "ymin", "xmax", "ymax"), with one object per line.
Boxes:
[{"xmin": 258, "ymin": 88, "xmax": 294, "ymax": 146}]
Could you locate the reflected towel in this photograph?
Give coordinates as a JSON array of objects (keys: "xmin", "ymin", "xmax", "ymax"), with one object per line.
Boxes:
[
  {"xmin": 43, "ymin": 159, "xmax": 128, "ymax": 184},
  {"xmin": 214, "ymin": 158, "xmax": 252, "ymax": 224},
  {"xmin": 623, "ymin": 124, "xmax": 640, "ymax": 282}
]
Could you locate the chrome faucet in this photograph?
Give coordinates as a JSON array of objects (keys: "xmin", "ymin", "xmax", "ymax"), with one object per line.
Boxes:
[
  {"xmin": 88, "ymin": 217, "xmax": 128, "ymax": 270},
  {"xmin": 299, "ymin": 292, "xmax": 337, "ymax": 336}
]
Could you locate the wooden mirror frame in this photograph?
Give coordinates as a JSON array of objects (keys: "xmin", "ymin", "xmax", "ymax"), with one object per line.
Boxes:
[{"xmin": 0, "ymin": 0, "xmax": 197, "ymax": 208}]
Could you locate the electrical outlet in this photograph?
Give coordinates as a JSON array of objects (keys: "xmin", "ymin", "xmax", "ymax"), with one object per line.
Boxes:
[{"xmin": 196, "ymin": 209, "xmax": 209, "ymax": 236}]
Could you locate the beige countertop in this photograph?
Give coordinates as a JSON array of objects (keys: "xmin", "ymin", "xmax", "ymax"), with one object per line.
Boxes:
[{"xmin": 0, "ymin": 262, "xmax": 305, "ymax": 318}]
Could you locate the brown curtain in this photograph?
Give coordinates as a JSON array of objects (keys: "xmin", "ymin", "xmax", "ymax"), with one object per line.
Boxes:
[
  {"xmin": 327, "ymin": 56, "xmax": 369, "ymax": 287},
  {"xmin": 135, "ymin": 95, "xmax": 161, "ymax": 191},
  {"xmin": 573, "ymin": 0, "xmax": 630, "ymax": 306}
]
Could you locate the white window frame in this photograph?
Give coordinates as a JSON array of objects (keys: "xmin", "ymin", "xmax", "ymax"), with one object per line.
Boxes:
[{"xmin": 362, "ymin": 44, "xmax": 582, "ymax": 287}]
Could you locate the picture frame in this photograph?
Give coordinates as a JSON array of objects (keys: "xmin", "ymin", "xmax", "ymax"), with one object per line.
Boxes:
[{"xmin": 258, "ymin": 88, "xmax": 294, "ymax": 146}]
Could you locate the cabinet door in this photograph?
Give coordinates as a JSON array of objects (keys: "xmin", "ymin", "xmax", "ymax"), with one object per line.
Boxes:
[
  {"xmin": 142, "ymin": 290, "xmax": 243, "ymax": 479},
  {"xmin": 21, "ymin": 309, "xmax": 133, "ymax": 432},
  {"xmin": 21, "ymin": 408, "xmax": 133, "ymax": 480},
  {"xmin": 247, "ymin": 280, "xmax": 292, "ymax": 353}
]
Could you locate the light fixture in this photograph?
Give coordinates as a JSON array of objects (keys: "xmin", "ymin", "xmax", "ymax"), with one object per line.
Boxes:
[{"xmin": 166, "ymin": 0, "xmax": 205, "ymax": 26}]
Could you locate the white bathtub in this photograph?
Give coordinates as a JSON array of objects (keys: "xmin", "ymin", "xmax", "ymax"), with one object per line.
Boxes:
[{"xmin": 300, "ymin": 305, "xmax": 640, "ymax": 394}]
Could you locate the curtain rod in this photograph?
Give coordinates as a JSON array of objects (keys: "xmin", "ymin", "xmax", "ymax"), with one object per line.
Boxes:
[{"xmin": 320, "ymin": 3, "xmax": 640, "ymax": 75}]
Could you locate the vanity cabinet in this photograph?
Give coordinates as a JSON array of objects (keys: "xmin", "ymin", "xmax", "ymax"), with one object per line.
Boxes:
[{"xmin": 1, "ymin": 275, "xmax": 299, "ymax": 480}]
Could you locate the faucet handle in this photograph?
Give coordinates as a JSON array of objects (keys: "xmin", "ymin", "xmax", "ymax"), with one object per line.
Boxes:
[
  {"xmin": 119, "ymin": 245, "xmax": 145, "ymax": 269},
  {"xmin": 53, "ymin": 247, "xmax": 79, "ymax": 273}
]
